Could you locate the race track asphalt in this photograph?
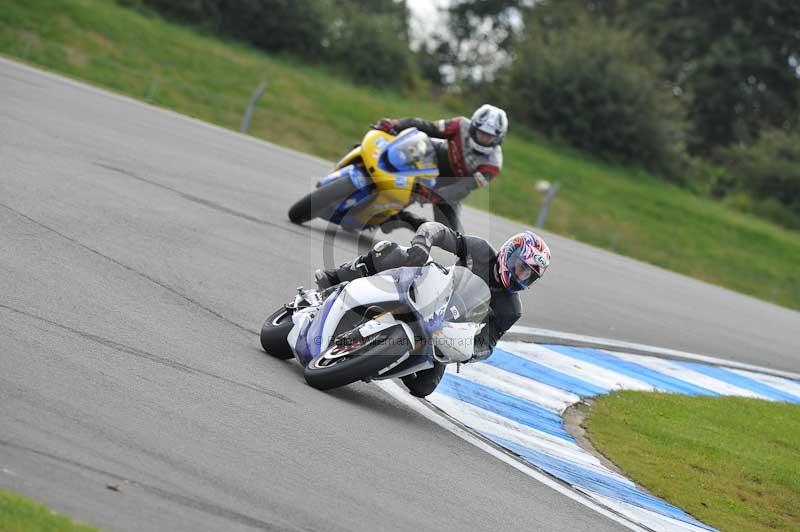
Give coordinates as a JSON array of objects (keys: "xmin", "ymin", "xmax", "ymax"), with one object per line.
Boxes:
[{"xmin": 1, "ymin": 57, "xmax": 798, "ymax": 531}]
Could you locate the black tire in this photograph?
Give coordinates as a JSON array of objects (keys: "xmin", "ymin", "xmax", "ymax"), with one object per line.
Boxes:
[
  {"xmin": 401, "ymin": 360, "xmax": 446, "ymax": 398},
  {"xmin": 288, "ymin": 177, "xmax": 358, "ymax": 225},
  {"xmin": 304, "ymin": 326, "xmax": 411, "ymax": 391},
  {"xmin": 260, "ymin": 308, "xmax": 294, "ymax": 359}
]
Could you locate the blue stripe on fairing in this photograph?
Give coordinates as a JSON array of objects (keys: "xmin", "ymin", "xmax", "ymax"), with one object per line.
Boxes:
[
  {"xmin": 486, "ymin": 348, "xmax": 607, "ymax": 397},
  {"xmin": 673, "ymin": 362, "xmax": 800, "ymax": 404},
  {"xmin": 437, "ymin": 373, "xmax": 574, "ymax": 441},
  {"xmin": 483, "ymin": 432, "xmax": 717, "ymax": 531},
  {"xmin": 296, "ymin": 286, "xmax": 342, "ymax": 364},
  {"xmin": 543, "ymin": 344, "xmax": 721, "ymax": 396}
]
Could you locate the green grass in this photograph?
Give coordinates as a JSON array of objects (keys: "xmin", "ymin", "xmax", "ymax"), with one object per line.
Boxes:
[
  {"xmin": 585, "ymin": 391, "xmax": 800, "ymax": 531},
  {"xmin": 0, "ymin": 488, "xmax": 98, "ymax": 531},
  {"xmin": 2, "ymin": 0, "xmax": 800, "ymax": 309}
]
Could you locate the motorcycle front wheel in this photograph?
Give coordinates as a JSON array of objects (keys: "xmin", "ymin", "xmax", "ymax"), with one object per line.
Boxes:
[
  {"xmin": 304, "ymin": 325, "xmax": 411, "ymax": 390},
  {"xmin": 260, "ymin": 308, "xmax": 295, "ymax": 359},
  {"xmin": 288, "ymin": 177, "xmax": 358, "ymax": 225}
]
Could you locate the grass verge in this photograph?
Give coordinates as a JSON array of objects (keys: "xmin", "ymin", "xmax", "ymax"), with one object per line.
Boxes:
[
  {"xmin": 1, "ymin": 0, "xmax": 800, "ymax": 309},
  {"xmin": 0, "ymin": 488, "xmax": 97, "ymax": 531},
  {"xmin": 585, "ymin": 391, "xmax": 800, "ymax": 531}
]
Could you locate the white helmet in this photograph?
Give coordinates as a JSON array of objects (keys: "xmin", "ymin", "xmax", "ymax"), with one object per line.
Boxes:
[{"xmin": 469, "ymin": 104, "xmax": 508, "ymax": 154}]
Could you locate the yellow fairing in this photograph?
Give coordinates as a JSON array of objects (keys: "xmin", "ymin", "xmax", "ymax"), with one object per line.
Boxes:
[{"xmin": 341, "ymin": 130, "xmax": 420, "ymax": 226}]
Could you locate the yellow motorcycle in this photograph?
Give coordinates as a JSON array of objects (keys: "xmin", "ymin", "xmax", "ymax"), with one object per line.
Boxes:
[{"xmin": 288, "ymin": 127, "xmax": 439, "ymax": 230}]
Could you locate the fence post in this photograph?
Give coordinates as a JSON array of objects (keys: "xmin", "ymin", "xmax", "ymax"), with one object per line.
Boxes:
[
  {"xmin": 22, "ymin": 32, "xmax": 34, "ymax": 60},
  {"xmin": 241, "ymin": 81, "xmax": 267, "ymax": 133},
  {"xmin": 145, "ymin": 76, "xmax": 160, "ymax": 101},
  {"xmin": 535, "ymin": 181, "xmax": 561, "ymax": 229},
  {"xmin": 609, "ymin": 230, "xmax": 620, "ymax": 251}
]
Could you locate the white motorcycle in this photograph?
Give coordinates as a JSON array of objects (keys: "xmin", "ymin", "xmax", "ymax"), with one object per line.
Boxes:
[{"xmin": 259, "ymin": 262, "xmax": 491, "ymax": 392}]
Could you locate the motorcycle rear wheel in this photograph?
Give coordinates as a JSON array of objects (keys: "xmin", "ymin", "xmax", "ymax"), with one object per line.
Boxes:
[
  {"xmin": 260, "ymin": 308, "xmax": 295, "ymax": 359},
  {"xmin": 288, "ymin": 177, "xmax": 358, "ymax": 224},
  {"xmin": 304, "ymin": 326, "xmax": 411, "ymax": 390}
]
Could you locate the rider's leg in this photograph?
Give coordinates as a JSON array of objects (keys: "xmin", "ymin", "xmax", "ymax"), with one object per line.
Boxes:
[
  {"xmin": 380, "ymin": 210, "xmax": 427, "ymax": 234},
  {"xmin": 315, "ymin": 241, "xmax": 407, "ymax": 289},
  {"xmin": 314, "ymin": 257, "xmax": 369, "ymax": 289},
  {"xmin": 432, "ymin": 202, "xmax": 463, "ymax": 233}
]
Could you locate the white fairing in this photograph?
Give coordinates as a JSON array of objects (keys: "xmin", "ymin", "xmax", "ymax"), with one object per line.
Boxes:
[
  {"xmin": 408, "ymin": 265, "xmax": 450, "ymax": 318},
  {"xmin": 287, "ymin": 307, "xmax": 315, "ymax": 355},
  {"xmin": 286, "ymin": 264, "xmax": 490, "ymax": 367},
  {"xmin": 434, "ymin": 322, "xmax": 485, "ymax": 363},
  {"xmin": 357, "ymin": 312, "xmax": 416, "ymax": 355},
  {"xmin": 317, "ymin": 274, "xmax": 403, "ymax": 354}
]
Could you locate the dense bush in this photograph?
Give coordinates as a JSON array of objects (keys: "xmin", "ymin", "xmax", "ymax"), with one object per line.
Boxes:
[
  {"xmin": 497, "ymin": 19, "xmax": 687, "ymax": 177},
  {"xmin": 324, "ymin": 4, "xmax": 414, "ymax": 85},
  {"xmin": 684, "ymin": 157, "xmax": 737, "ymax": 199},
  {"xmin": 720, "ymin": 129, "xmax": 800, "ymax": 227},
  {"xmin": 218, "ymin": 0, "xmax": 331, "ymax": 57},
  {"xmin": 122, "ymin": 0, "xmax": 220, "ymax": 24},
  {"xmin": 127, "ymin": 0, "xmax": 414, "ymax": 85},
  {"xmin": 481, "ymin": 0, "xmax": 800, "ymax": 156},
  {"xmin": 132, "ymin": 0, "xmax": 330, "ymax": 56},
  {"xmin": 606, "ymin": 1, "xmax": 800, "ymax": 156}
]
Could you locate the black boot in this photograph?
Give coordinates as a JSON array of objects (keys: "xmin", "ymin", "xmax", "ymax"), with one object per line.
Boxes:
[
  {"xmin": 381, "ymin": 210, "xmax": 427, "ymax": 234},
  {"xmin": 314, "ymin": 269, "xmax": 336, "ymax": 290},
  {"xmin": 314, "ymin": 258, "xmax": 371, "ymax": 290},
  {"xmin": 401, "ymin": 361, "xmax": 446, "ymax": 397}
]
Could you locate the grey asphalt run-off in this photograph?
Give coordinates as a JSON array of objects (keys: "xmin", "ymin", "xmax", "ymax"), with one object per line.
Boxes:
[{"xmin": 1, "ymin": 57, "xmax": 798, "ymax": 531}]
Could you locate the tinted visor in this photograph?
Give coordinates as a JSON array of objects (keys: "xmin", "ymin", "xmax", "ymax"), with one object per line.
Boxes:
[
  {"xmin": 507, "ymin": 248, "xmax": 540, "ymax": 291},
  {"xmin": 475, "ymin": 129, "xmax": 498, "ymax": 147}
]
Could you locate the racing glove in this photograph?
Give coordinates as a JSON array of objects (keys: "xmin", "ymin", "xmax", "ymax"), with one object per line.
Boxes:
[
  {"xmin": 404, "ymin": 243, "xmax": 429, "ymax": 266},
  {"xmin": 375, "ymin": 118, "xmax": 399, "ymax": 135},
  {"xmin": 413, "ymin": 183, "xmax": 441, "ymax": 204},
  {"xmin": 467, "ymin": 345, "xmax": 492, "ymax": 363}
]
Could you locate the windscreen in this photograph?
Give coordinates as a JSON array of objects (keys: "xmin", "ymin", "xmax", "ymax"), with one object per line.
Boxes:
[
  {"xmin": 443, "ymin": 266, "xmax": 491, "ymax": 324},
  {"xmin": 385, "ymin": 130, "xmax": 438, "ymax": 173}
]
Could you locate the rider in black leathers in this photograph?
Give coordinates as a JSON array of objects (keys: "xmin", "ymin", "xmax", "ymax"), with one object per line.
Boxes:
[{"xmin": 316, "ymin": 221, "xmax": 551, "ymax": 397}]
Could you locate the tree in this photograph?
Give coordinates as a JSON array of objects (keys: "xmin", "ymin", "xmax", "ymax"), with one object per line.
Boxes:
[
  {"xmin": 442, "ymin": 0, "xmax": 529, "ymax": 84},
  {"xmin": 325, "ymin": 5, "xmax": 415, "ymax": 85},
  {"xmin": 416, "ymin": 39, "xmax": 454, "ymax": 87},
  {"xmin": 497, "ymin": 10, "xmax": 687, "ymax": 176},
  {"xmin": 216, "ymin": 0, "xmax": 332, "ymax": 57},
  {"xmin": 137, "ymin": 0, "xmax": 332, "ymax": 56},
  {"xmin": 721, "ymin": 129, "xmax": 800, "ymax": 227},
  {"xmin": 133, "ymin": 0, "xmax": 418, "ymax": 86},
  {"xmin": 546, "ymin": 0, "xmax": 800, "ymax": 154}
]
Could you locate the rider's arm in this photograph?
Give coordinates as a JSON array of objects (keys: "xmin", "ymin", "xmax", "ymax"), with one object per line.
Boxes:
[
  {"xmin": 410, "ymin": 221, "xmax": 460, "ymax": 255},
  {"xmin": 383, "ymin": 118, "xmax": 459, "ymax": 139},
  {"xmin": 474, "ymin": 145, "xmax": 502, "ymax": 186},
  {"xmin": 472, "ymin": 293, "xmax": 522, "ymax": 361},
  {"xmin": 395, "ymin": 118, "xmax": 445, "ymax": 138},
  {"xmin": 474, "ymin": 164, "xmax": 500, "ymax": 188}
]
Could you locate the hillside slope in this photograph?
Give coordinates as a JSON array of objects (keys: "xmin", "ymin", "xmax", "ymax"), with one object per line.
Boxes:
[{"xmin": 1, "ymin": 0, "xmax": 798, "ymax": 310}]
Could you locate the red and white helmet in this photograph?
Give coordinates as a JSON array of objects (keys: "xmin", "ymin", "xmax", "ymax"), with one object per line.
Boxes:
[{"xmin": 497, "ymin": 231, "xmax": 551, "ymax": 292}]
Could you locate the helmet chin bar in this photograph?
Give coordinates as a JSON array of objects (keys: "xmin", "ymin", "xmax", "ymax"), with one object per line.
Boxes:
[
  {"xmin": 474, "ymin": 129, "xmax": 498, "ymax": 147},
  {"xmin": 468, "ymin": 136, "xmax": 494, "ymax": 154}
]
